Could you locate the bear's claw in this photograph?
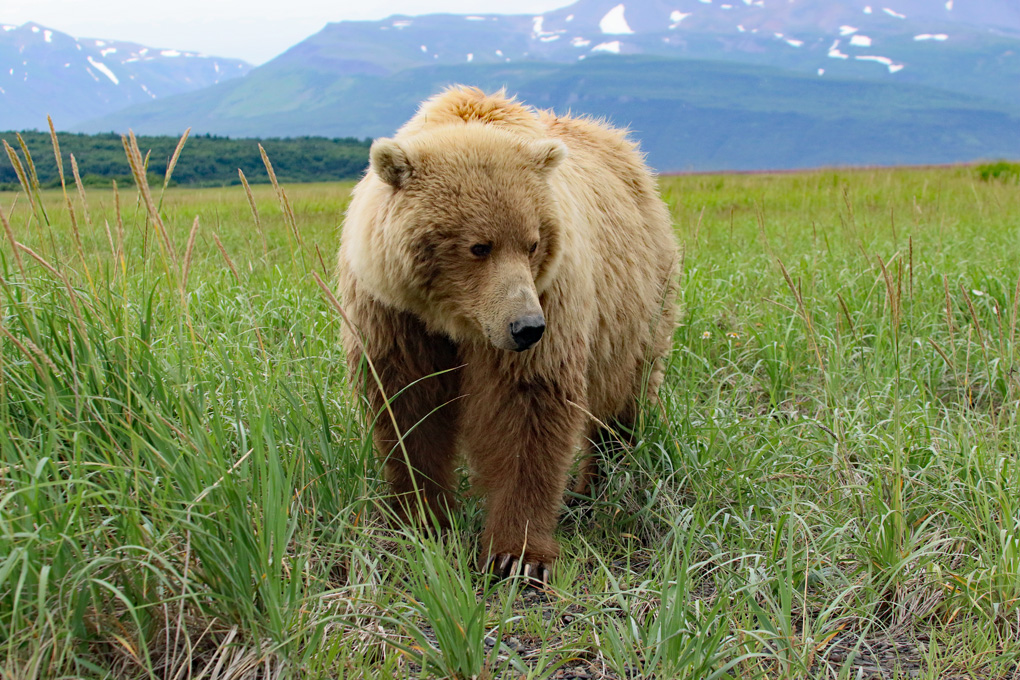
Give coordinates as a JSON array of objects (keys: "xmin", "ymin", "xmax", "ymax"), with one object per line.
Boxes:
[{"xmin": 484, "ymin": 553, "xmax": 551, "ymax": 587}]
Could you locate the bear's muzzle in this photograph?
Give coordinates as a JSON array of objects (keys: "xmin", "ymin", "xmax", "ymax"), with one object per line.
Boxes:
[{"xmin": 509, "ymin": 314, "xmax": 546, "ymax": 351}]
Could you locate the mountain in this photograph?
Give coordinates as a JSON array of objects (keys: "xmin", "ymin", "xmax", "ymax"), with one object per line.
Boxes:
[
  {"xmin": 210, "ymin": 0, "xmax": 1020, "ymax": 103},
  {"xmin": 74, "ymin": 0, "xmax": 1020, "ymax": 170},
  {"xmin": 0, "ymin": 22, "xmax": 251, "ymax": 130}
]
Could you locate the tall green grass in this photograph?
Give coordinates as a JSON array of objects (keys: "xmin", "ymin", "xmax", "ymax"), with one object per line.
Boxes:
[{"xmin": 1, "ymin": 132, "xmax": 1018, "ymax": 678}]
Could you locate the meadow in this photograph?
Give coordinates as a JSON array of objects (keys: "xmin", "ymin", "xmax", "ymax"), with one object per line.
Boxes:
[{"xmin": 1, "ymin": 133, "xmax": 1019, "ymax": 679}]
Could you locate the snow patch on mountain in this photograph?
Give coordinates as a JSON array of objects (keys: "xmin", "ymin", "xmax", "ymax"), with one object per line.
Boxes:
[
  {"xmin": 87, "ymin": 56, "xmax": 119, "ymax": 85},
  {"xmin": 600, "ymin": 5, "xmax": 634, "ymax": 35},
  {"xmin": 670, "ymin": 11, "xmax": 693, "ymax": 28},
  {"xmin": 856, "ymin": 54, "xmax": 904, "ymax": 72},
  {"xmin": 592, "ymin": 40, "xmax": 622, "ymax": 53},
  {"xmin": 533, "ymin": 16, "xmax": 564, "ymax": 39},
  {"xmin": 828, "ymin": 40, "xmax": 850, "ymax": 58}
]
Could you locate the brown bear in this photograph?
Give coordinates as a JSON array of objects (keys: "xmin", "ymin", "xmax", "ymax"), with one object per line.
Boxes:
[{"xmin": 336, "ymin": 86, "xmax": 678, "ymax": 584}]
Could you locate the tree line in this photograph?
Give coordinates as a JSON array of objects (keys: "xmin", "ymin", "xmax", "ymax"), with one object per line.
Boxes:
[{"xmin": 0, "ymin": 131, "xmax": 371, "ymax": 190}]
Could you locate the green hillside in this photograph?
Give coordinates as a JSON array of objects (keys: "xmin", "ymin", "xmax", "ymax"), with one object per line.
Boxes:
[{"xmin": 76, "ymin": 56, "xmax": 1020, "ymax": 171}]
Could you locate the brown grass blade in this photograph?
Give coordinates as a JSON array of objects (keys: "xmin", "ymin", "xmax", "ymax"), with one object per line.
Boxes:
[
  {"xmin": 47, "ymin": 116, "xmax": 66, "ymax": 191},
  {"xmin": 777, "ymin": 258, "xmax": 825, "ymax": 373},
  {"xmin": 212, "ymin": 233, "xmax": 240, "ymax": 284},
  {"xmin": 159, "ymin": 128, "xmax": 191, "ymax": 209},
  {"xmin": 259, "ymin": 144, "xmax": 303, "ymax": 247},
  {"xmin": 238, "ymin": 168, "xmax": 267, "ymax": 257},
  {"xmin": 122, "ymin": 131, "xmax": 179, "ymax": 271},
  {"xmin": 182, "ymin": 216, "xmax": 201, "ymax": 292},
  {"xmin": 0, "ymin": 208, "xmax": 26, "ymax": 281},
  {"xmin": 2, "ymin": 140, "xmax": 36, "ymax": 213}
]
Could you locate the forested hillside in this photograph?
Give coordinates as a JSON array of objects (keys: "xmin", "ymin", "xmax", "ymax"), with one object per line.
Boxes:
[{"xmin": 0, "ymin": 131, "xmax": 370, "ymax": 189}]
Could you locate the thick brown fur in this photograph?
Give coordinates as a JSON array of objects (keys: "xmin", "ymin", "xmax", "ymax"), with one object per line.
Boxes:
[{"xmin": 337, "ymin": 86, "xmax": 678, "ymax": 578}]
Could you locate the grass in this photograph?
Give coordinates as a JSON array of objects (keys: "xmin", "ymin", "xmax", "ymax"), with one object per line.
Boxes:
[{"xmin": 1, "ymin": 132, "xmax": 1019, "ymax": 679}]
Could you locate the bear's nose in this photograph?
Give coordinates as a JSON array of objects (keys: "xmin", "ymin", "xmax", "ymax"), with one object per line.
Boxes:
[{"xmin": 509, "ymin": 314, "xmax": 545, "ymax": 351}]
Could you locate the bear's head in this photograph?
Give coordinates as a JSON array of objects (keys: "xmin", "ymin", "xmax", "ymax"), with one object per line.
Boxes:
[{"xmin": 345, "ymin": 124, "xmax": 568, "ymax": 352}]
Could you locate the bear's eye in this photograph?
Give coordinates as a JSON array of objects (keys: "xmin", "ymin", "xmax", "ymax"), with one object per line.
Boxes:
[
  {"xmin": 470, "ymin": 243, "xmax": 492, "ymax": 258},
  {"xmin": 529, "ymin": 241, "xmax": 539, "ymax": 254}
]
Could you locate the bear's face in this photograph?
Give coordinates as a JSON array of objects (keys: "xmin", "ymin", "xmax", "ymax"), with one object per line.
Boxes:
[{"xmin": 351, "ymin": 126, "xmax": 567, "ymax": 352}]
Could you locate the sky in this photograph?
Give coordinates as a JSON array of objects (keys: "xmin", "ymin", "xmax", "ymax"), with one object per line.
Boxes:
[{"xmin": 2, "ymin": 0, "xmax": 572, "ymax": 65}]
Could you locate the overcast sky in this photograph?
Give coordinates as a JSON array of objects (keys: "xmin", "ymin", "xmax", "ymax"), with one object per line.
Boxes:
[{"xmin": 3, "ymin": 0, "xmax": 572, "ymax": 65}]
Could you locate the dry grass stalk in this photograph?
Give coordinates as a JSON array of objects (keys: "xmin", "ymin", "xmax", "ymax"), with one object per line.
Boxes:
[
  {"xmin": 67, "ymin": 154, "xmax": 100, "ymax": 294},
  {"xmin": 1011, "ymin": 271, "xmax": 1020, "ymax": 362},
  {"xmin": 122, "ymin": 131, "xmax": 179, "ymax": 270},
  {"xmin": 161, "ymin": 128, "xmax": 191, "ymax": 198},
  {"xmin": 877, "ymin": 255, "xmax": 900, "ymax": 332},
  {"xmin": 313, "ymin": 244, "xmax": 330, "ymax": 279},
  {"xmin": 46, "ymin": 124, "xmax": 93, "ymax": 282},
  {"xmin": 212, "ymin": 233, "xmax": 240, "ymax": 284},
  {"xmin": 928, "ymin": 338, "xmax": 953, "ymax": 371},
  {"xmin": 16, "ymin": 241, "xmax": 89, "ymax": 334},
  {"xmin": 15, "ymin": 241, "xmax": 61, "ymax": 279},
  {"xmin": 959, "ymin": 286, "xmax": 987, "ymax": 355},
  {"xmin": 944, "ymin": 275, "xmax": 960, "ymax": 378},
  {"xmin": 2, "ymin": 140, "xmax": 37, "ymax": 214},
  {"xmin": 70, "ymin": 155, "xmax": 93, "ymax": 231},
  {"xmin": 777, "ymin": 258, "xmax": 825, "ymax": 373},
  {"xmin": 182, "ymin": 216, "xmax": 201, "ymax": 293},
  {"xmin": 47, "ymin": 116, "xmax": 66, "ymax": 191},
  {"xmin": 259, "ymin": 144, "xmax": 303, "ymax": 246},
  {"xmin": 113, "ymin": 180, "xmax": 126, "ymax": 273},
  {"xmin": 0, "ymin": 323, "xmax": 49, "ymax": 378},
  {"xmin": 908, "ymin": 235, "xmax": 914, "ymax": 302},
  {"xmin": 755, "ymin": 200, "xmax": 774, "ymax": 259},
  {"xmin": 0, "ymin": 208, "xmax": 27, "ymax": 282},
  {"xmin": 841, "ymin": 185, "xmax": 856, "ymax": 231},
  {"xmin": 238, "ymin": 169, "xmax": 268, "ymax": 257},
  {"xmin": 15, "ymin": 133, "xmax": 44, "ymax": 196}
]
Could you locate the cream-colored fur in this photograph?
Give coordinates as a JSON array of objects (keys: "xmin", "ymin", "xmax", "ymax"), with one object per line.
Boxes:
[{"xmin": 337, "ymin": 86, "xmax": 678, "ymax": 578}]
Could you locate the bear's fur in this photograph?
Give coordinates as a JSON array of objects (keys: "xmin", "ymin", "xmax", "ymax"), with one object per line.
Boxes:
[{"xmin": 337, "ymin": 86, "xmax": 678, "ymax": 581}]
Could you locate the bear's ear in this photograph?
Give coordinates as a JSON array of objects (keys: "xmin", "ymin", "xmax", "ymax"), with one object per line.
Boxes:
[
  {"xmin": 371, "ymin": 138, "xmax": 414, "ymax": 189},
  {"xmin": 531, "ymin": 139, "xmax": 568, "ymax": 174}
]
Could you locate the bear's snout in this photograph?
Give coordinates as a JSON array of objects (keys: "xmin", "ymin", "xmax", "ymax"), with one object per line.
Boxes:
[{"xmin": 509, "ymin": 314, "xmax": 546, "ymax": 351}]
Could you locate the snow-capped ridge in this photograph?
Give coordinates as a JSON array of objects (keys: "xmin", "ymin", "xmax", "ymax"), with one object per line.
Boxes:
[{"xmin": 0, "ymin": 21, "xmax": 251, "ymax": 129}]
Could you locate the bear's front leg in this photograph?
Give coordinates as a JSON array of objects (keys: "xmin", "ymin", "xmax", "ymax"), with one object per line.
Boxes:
[
  {"xmin": 461, "ymin": 362, "xmax": 585, "ymax": 585},
  {"xmin": 344, "ymin": 294, "xmax": 463, "ymax": 530}
]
